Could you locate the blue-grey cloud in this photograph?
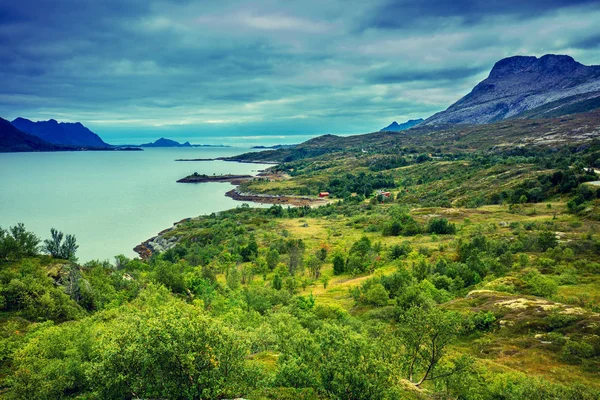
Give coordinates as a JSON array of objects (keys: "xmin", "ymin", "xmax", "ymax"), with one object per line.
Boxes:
[
  {"xmin": 365, "ymin": 0, "xmax": 600, "ymax": 30},
  {"xmin": 364, "ymin": 66, "xmax": 486, "ymax": 84},
  {"xmin": 1, "ymin": 0, "xmax": 600, "ymax": 144},
  {"xmin": 570, "ymin": 34, "xmax": 600, "ymax": 49}
]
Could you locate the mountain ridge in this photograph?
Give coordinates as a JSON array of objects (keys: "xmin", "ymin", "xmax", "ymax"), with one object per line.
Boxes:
[
  {"xmin": 11, "ymin": 117, "xmax": 111, "ymax": 148},
  {"xmin": 422, "ymin": 54, "xmax": 600, "ymax": 126},
  {"xmin": 0, "ymin": 117, "xmax": 68, "ymax": 152},
  {"xmin": 380, "ymin": 119, "xmax": 424, "ymax": 132}
]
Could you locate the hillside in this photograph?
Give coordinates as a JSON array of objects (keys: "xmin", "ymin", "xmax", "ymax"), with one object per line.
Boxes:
[
  {"xmin": 0, "ymin": 117, "xmax": 66, "ymax": 152},
  {"xmin": 228, "ymin": 109, "xmax": 600, "ymax": 164},
  {"xmin": 11, "ymin": 117, "xmax": 110, "ymax": 148},
  {"xmin": 422, "ymin": 55, "xmax": 600, "ymax": 126}
]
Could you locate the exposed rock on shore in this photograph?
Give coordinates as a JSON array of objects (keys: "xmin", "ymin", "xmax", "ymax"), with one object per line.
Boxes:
[
  {"xmin": 225, "ymin": 188, "xmax": 328, "ymax": 207},
  {"xmin": 133, "ymin": 218, "xmax": 191, "ymax": 259}
]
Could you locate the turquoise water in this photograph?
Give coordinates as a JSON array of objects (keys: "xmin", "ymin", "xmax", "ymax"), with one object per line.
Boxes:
[{"xmin": 0, "ymin": 148, "xmax": 271, "ymax": 262}]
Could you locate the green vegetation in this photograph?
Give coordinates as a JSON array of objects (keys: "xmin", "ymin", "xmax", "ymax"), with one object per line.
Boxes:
[{"xmin": 3, "ymin": 115, "xmax": 600, "ymax": 398}]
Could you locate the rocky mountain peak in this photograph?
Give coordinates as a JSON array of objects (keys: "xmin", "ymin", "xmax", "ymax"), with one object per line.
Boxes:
[
  {"xmin": 488, "ymin": 55, "xmax": 584, "ymax": 80},
  {"xmin": 422, "ymin": 54, "xmax": 600, "ymax": 126}
]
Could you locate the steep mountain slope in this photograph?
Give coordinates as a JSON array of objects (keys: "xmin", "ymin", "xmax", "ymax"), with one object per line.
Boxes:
[
  {"xmin": 0, "ymin": 117, "xmax": 65, "ymax": 152},
  {"xmin": 380, "ymin": 118, "xmax": 424, "ymax": 132},
  {"xmin": 140, "ymin": 138, "xmax": 192, "ymax": 147},
  {"xmin": 423, "ymin": 55, "xmax": 600, "ymax": 126},
  {"xmin": 11, "ymin": 118, "xmax": 110, "ymax": 148}
]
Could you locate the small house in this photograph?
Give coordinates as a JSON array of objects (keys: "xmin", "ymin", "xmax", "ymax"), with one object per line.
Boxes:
[{"xmin": 319, "ymin": 192, "xmax": 330, "ymax": 198}]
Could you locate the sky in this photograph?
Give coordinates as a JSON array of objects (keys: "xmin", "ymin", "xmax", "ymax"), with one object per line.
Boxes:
[{"xmin": 2, "ymin": 0, "xmax": 600, "ymax": 145}]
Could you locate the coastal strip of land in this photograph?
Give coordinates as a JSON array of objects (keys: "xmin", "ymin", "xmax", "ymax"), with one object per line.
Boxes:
[
  {"xmin": 135, "ymin": 169, "xmax": 329, "ymax": 258},
  {"xmin": 225, "ymin": 188, "xmax": 328, "ymax": 207}
]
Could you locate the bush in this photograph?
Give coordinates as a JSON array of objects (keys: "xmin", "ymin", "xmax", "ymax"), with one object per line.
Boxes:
[
  {"xmin": 522, "ymin": 269, "xmax": 558, "ymax": 298},
  {"xmin": 364, "ymin": 284, "xmax": 389, "ymax": 306},
  {"xmin": 562, "ymin": 340, "xmax": 595, "ymax": 364},
  {"xmin": 332, "ymin": 253, "xmax": 345, "ymax": 275},
  {"xmin": 389, "ymin": 242, "xmax": 412, "ymax": 259},
  {"xmin": 427, "ymin": 218, "xmax": 456, "ymax": 235}
]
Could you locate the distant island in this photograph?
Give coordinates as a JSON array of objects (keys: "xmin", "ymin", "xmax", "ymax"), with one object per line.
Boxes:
[
  {"xmin": 176, "ymin": 172, "xmax": 253, "ymax": 184},
  {"xmin": 140, "ymin": 138, "xmax": 192, "ymax": 147},
  {"xmin": 139, "ymin": 137, "xmax": 231, "ymax": 148}
]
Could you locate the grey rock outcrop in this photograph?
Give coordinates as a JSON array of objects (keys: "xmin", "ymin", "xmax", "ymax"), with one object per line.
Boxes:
[{"xmin": 422, "ymin": 54, "xmax": 600, "ymax": 126}]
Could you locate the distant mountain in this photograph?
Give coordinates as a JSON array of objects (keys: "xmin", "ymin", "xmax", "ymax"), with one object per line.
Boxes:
[
  {"xmin": 422, "ymin": 54, "xmax": 600, "ymax": 126},
  {"xmin": 252, "ymin": 144, "xmax": 297, "ymax": 149},
  {"xmin": 0, "ymin": 117, "xmax": 66, "ymax": 152},
  {"xmin": 11, "ymin": 118, "xmax": 111, "ymax": 148},
  {"xmin": 140, "ymin": 138, "xmax": 192, "ymax": 147},
  {"xmin": 380, "ymin": 119, "xmax": 424, "ymax": 132}
]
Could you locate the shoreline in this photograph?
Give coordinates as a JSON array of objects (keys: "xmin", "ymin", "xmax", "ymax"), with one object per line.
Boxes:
[
  {"xmin": 134, "ymin": 166, "xmax": 329, "ymax": 259},
  {"xmin": 225, "ymin": 188, "xmax": 329, "ymax": 207},
  {"xmin": 175, "ymin": 157, "xmax": 279, "ymax": 164}
]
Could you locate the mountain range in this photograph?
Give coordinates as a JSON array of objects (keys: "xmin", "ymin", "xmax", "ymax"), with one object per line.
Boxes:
[
  {"xmin": 11, "ymin": 118, "xmax": 110, "ymax": 148},
  {"xmin": 4, "ymin": 54, "xmax": 600, "ymax": 152},
  {"xmin": 0, "ymin": 117, "xmax": 68, "ymax": 152},
  {"xmin": 422, "ymin": 54, "xmax": 600, "ymax": 126},
  {"xmin": 380, "ymin": 119, "xmax": 424, "ymax": 132}
]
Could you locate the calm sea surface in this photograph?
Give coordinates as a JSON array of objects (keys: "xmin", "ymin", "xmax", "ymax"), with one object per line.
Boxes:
[{"xmin": 0, "ymin": 148, "xmax": 271, "ymax": 262}]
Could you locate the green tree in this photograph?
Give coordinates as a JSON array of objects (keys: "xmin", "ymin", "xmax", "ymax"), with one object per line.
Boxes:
[
  {"xmin": 0, "ymin": 223, "xmax": 40, "ymax": 261},
  {"xmin": 273, "ymin": 274, "xmax": 283, "ymax": 290},
  {"xmin": 398, "ymin": 307, "xmax": 465, "ymax": 386},
  {"xmin": 305, "ymin": 255, "xmax": 322, "ymax": 279},
  {"xmin": 42, "ymin": 228, "xmax": 78, "ymax": 261},
  {"xmin": 266, "ymin": 248, "xmax": 280, "ymax": 270},
  {"xmin": 91, "ymin": 288, "xmax": 249, "ymax": 399},
  {"xmin": 227, "ymin": 266, "xmax": 241, "ymax": 291},
  {"xmin": 286, "ymin": 239, "xmax": 305, "ymax": 275},
  {"xmin": 364, "ymin": 283, "xmax": 389, "ymax": 306},
  {"xmin": 332, "ymin": 253, "xmax": 345, "ymax": 275}
]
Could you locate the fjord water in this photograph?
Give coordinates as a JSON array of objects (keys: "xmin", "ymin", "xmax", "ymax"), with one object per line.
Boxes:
[{"xmin": 0, "ymin": 148, "xmax": 271, "ymax": 262}]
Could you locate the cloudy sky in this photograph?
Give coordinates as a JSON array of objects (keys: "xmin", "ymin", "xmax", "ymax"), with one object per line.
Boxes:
[{"xmin": 2, "ymin": 0, "xmax": 600, "ymax": 144}]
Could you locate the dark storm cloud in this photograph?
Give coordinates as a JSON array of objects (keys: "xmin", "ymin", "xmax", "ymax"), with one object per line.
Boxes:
[
  {"xmin": 1, "ymin": 0, "xmax": 600, "ymax": 142},
  {"xmin": 365, "ymin": 0, "xmax": 600, "ymax": 30},
  {"xmin": 570, "ymin": 34, "xmax": 600, "ymax": 50}
]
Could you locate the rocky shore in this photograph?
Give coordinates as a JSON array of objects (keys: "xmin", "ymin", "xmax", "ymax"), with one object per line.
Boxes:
[
  {"xmin": 133, "ymin": 218, "xmax": 192, "ymax": 259},
  {"xmin": 225, "ymin": 188, "xmax": 328, "ymax": 207}
]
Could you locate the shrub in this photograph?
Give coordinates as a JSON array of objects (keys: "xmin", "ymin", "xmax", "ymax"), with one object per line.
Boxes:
[
  {"xmin": 364, "ymin": 284, "xmax": 390, "ymax": 306},
  {"xmin": 389, "ymin": 242, "xmax": 411, "ymax": 259},
  {"xmin": 427, "ymin": 218, "xmax": 456, "ymax": 235},
  {"xmin": 332, "ymin": 253, "xmax": 345, "ymax": 275},
  {"xmin": 562, "ymin": 341, "xmax": 595, "ymax": 364}
]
